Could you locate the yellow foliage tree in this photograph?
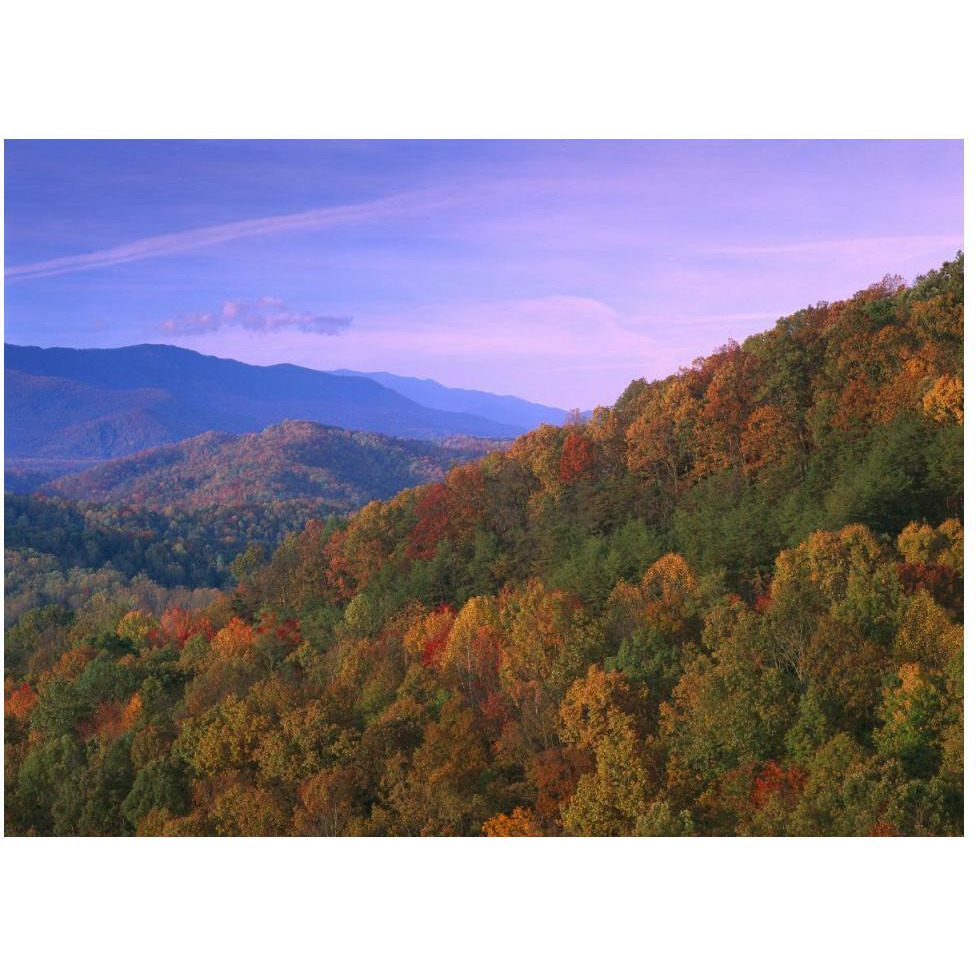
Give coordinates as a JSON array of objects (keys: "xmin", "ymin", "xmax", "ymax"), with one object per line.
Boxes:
[{"xmin": 482, "ymin": 806, "xmax": 540, "ymax": 837}]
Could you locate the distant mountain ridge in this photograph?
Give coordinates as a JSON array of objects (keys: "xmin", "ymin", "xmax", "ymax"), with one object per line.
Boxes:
[
  {"xmin": 330, "ymin": 368, "xmax": 573, "ymax": 430},
  {"xmin": 4, "ymin": 343, "xmax": 524, "ymax": 483}
]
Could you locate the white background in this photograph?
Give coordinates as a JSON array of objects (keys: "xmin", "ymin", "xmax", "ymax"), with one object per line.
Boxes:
[{"xmin": 1, "ymin": 2, "xmax": 972, "ymax": 973}]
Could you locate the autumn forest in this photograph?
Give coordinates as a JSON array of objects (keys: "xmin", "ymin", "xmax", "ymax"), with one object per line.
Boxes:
[{"xmin": 4, "ymin": 255, "xmax": 964, "ymax": 836}]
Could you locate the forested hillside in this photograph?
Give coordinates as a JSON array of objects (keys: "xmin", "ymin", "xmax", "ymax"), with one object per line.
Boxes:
[
  {"xmin": 4, "ymin": 255, "xmax": 963, "ymax": 836},
  {"xmin": 5, "ymin": 425, "xmax": 501, "ymax": 625},
  {"xmin": 43, "ymin": 421, "xmax": 503, "ymax": 510},
  {"xmin": 4, "ymin": 493, "xmax": 312, "ymax": 624}
]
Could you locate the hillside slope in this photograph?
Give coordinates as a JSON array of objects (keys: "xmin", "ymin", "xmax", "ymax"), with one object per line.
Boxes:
[
  {"xmin": 3, "ymin": 368, "xmax": 220, "ymax": 462},
  {"xmin": 43, "ymin": 420, "xmax": 502, "ymax": 512}
]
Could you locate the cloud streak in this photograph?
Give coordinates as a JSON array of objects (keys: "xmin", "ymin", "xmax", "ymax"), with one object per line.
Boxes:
[
  {"xmin": 4, "ymin": 188, "xmax": 453, "ymax": 282},
  {"xmin": 701, "ymin": 233, "xmax": 960, "ymax": 257},
  {"xmin": 161, "ymin": 296, "xmax": 351, "ymax": 336}
]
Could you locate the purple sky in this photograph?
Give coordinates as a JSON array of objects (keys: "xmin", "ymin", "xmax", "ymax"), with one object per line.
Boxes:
[{"xmin": 4, "ymin": 140, "xmax": 963, "ymax": 408}]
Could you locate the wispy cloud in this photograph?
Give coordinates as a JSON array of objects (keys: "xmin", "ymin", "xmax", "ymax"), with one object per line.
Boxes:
[
  {"xmin": 701, "ymin": 233, "xmax": 960, "ymax": 257},
  {"xmin": 161, "ymin": 296, "xmax": 352, "ymax": 336},
  {"xmin": 4, "ymin": 188, "xmax": 454, "ymax": 282},
  {"xmin": 628, "ymin": 310, "xmax": 779, "ymax": 328}
]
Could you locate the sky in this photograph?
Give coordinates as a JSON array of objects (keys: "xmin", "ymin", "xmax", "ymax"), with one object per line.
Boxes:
[{"xmin": 3, "ymin": 140, "xmax": 963, "ymax": 409}]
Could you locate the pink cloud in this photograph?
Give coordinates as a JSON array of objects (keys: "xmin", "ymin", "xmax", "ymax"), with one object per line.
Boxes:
[{"xmin": 161, "ymin": 297, "xmax": 351, "ymax": 336}]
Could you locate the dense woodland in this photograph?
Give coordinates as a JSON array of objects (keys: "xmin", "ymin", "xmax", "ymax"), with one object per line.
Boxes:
[
  {"xmin": 4, "ymin": 493, "xmax": 322, "ymax": 622},
  {"xmin": 4, "ymin": 255, "xmax": 964, "ymax": 836},
  {"xmin": 4, "ymin": 425, "xmax": 502, "ymax": 624}
]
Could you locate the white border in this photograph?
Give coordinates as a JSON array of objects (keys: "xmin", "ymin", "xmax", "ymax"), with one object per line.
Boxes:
[{"xmin": 1, "ymin": 1, "xmax": 971, "ymax": 973}]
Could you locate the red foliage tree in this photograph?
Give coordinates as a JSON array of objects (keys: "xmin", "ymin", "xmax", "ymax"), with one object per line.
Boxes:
[
  {"xmin": 406, "ymin": 482, "xmax": 453, "ymax": 559},
  {"xmin": 558, "ymin": 431, "xmax": 595, "ymax": 484}
]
